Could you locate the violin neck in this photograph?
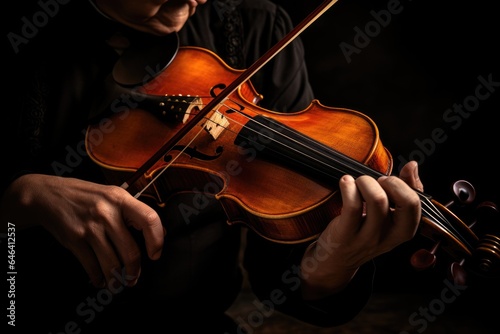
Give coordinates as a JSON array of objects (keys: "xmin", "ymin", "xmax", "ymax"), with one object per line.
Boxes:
[
  {"xmin": 235, "ymin": 115, "xmax": 478, "ymax": 252},
  {"xmin": 234, "ymin": 114, "xmax": 383, "ymax": 185}
]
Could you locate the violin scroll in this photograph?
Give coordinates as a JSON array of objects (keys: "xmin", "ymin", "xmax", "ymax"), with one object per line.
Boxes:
[
  {"xmin": 471, "ymin": 201, "xmax": 500, "ymax": 275},
  {"xmin": 410, "ymin": 180, "xmax": 500, "ymax": 285}
]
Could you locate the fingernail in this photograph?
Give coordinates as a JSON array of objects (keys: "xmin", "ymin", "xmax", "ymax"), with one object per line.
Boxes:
[
  {"xmin": 341, "ymin": 175, "xmax": 354, "ymax": 182},
  {"xmin": 412, "ymin": 161, "xmax": 419, "ymax": 177},
  {"xmin": 128, "ymin": 275, "xmax": 139, "ymax": 287}
]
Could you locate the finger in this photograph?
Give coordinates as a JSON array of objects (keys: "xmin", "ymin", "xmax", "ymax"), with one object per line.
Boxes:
[
  {"xmin": 106, "ymin": 220, "xmax": 142, "ymax": 287},
  {"xmin": 121, "ymin": 198, "xmax": 164, "ymax": 260},
  {"xmin": 355, "ymin": 175, "xmax": 391, "ymax": 237},
  {"xmin": 378, "ymin": 176, "xmax": 421, "ymax": 241},
  {"xmin": 70, "ymin": 242, "xmax": 105, "ymax": 288},
  {"xmin": 86, "ymin": 227, "xmax": 124, "ymax": 288},
  {"xmin": 334, "ymin": 175, "xmax": 364, "ymax": 238},
  {"xmin": 399, "ymin": 160, "xmax": 424, "ymax": 192},
  {"xmin": 314, "ymin": 175, "xmax": 364, "ymax": 258}
]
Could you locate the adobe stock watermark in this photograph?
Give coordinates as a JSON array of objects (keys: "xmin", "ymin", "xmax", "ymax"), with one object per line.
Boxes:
[
  {"xmin": 177, "ymin": 116, "xmax": 284, "ymax": 225},
  {"xmin": 51, "ymin": 90, "xmax": 142, "ymax": 176},
  {"xmin": 399, "ymin": 279, "xmax": 467, "ymax": 334},
  {"xmin": 232, "ymin": 235, "xmax": 341, "ymax": 334},
  {"xmin": 339, "ymin": 0, "xmax": 406, "ymax": 64},
  {"xmin": 50, "ymin": 66, "xmax": 171, "ymax": 176},
  {"xmin": 397, "ymin": 73, "xmax": 499, "ymax": 171},
  {"xmin": 7, "ymin": 0, "xmax": 72, "ymax": 54}
]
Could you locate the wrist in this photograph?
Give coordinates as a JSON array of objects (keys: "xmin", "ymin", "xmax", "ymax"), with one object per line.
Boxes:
[{"xmin": 299, "ymin": 241, "xmax": 360, "ymax": 300}]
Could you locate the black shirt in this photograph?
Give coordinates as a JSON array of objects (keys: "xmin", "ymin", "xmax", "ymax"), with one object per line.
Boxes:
[{"xmin": 3, "ymin": 1, "xmax": 373, "ymax": 332}]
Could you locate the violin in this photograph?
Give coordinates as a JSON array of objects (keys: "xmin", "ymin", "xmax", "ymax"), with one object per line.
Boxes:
[
  {"xmin": 87, "ymin": 45, "xmax": 391, "ymax": 241},
  {"xmin": 85, "ymin": 0, "xmax": 499, "ymax": 285}
]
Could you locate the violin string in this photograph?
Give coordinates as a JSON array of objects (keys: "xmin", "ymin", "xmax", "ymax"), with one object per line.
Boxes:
[
  {"xmin": 179, "ymin": 100, "xmax": 449, "ymax": 213},
  {"xmin": 176, "ymin": 100, "xmax": 449, "ymax": 204},
  {"xmin": 175, "ymin": 99, "xmax": 368, "ymax": 180},
  {"xmin": 215, "ymin": 100, "xmax": 471, "ymax": 249},
  {"xmin": 221, "ymin": 103, "xmax": 380, "ymax": 177},
  {"xmin": 157, "ymin": 98, "xmax": 471, "ymax": 250},
  {"xmin": 131, "ymin": 97, "xmax": 255, "ymax": 198},
  {"xmin": 132, "ymin": 124, "xmax": 207, "ymax": 199}
]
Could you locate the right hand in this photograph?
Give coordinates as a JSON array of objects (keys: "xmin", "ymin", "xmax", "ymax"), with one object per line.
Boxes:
[{"xmin": 0, "ymin": 174, "xmax": 165, "ymax": 288}]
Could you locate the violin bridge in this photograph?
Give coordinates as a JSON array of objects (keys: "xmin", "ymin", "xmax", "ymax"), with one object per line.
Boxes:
[
  {"xmin": 204, "ymin": 110, "xmax": 229, "ymax": 140},
  {"xmin": 182, "ymin": 96, "xmax": 203, "ymax": 124}
]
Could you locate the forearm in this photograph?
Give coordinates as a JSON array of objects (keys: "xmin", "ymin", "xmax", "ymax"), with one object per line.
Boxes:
[
  {"xmin": 244, "ymin": 230, "xmax": 374, "ymax": 327},
  {"xmin": 300, "ymin": 240, "xmax": 360, "ymax": 300}
]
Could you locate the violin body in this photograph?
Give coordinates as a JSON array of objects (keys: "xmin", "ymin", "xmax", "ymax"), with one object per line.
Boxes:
[
  {"xmin": 83, "ymin": 0, "xmax": 500, "ymax": 285},
  {"xmin": 86, "ymin": 45, "xmax": 500, "ymax": 282},
  {"xmin": 86, "ymin": 46, "xmax": 392, "ymax": 243}
]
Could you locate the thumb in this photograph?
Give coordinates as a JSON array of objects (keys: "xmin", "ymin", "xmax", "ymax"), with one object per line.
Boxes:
[{"xmin": 399, "ymin": 161, "xmax": 423, "ymax": 192}]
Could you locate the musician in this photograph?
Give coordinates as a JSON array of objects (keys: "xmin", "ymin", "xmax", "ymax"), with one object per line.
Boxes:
[{"xmin": 1, "ymin": 0, "xmax": 422, "ymax": 332}]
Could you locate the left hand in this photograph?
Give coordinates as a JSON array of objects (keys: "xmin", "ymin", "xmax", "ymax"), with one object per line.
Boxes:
[{"xmin": 300, "ymin": 161, "xmax": 422, "ymax": 299}]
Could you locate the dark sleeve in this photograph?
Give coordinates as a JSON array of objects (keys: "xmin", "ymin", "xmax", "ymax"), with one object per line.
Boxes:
[
  {"xmin": 243, "ymin": 230, "xmax": 375, "ymax": 327},
  {"xmin": 2, "ymin": 1, "xmax": 115, "ymax": 196},
  {"xmin": 178, "ymin": 0, "xmax": 315, "ymax": 113},
  {"xmin": 240, "ymin": 2, "xmax": 373, "ymax": 326},
  {"xmin": 243, "ymin": 3, "xmax": 316, "ymax": 113}
]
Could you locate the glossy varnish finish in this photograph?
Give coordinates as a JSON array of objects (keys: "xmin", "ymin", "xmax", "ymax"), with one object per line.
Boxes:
[{"xmin": 86, "ymin": 47, "xmax": 392, "ymax": 244}]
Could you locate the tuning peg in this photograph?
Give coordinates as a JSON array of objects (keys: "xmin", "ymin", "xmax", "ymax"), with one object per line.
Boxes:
[
  {"xmin": 410, "ymin": 241, "xmax": 440, "ymax": 271},
  {"xmin": 477, "ymin": 201, "xmax": 499, "ymax": 216},
  {"xmin": 448, "ymin": 202, "xmax": 498, "ymax": 283},
  {"xmin": 444, "ymin": 180, "xmax": 476, "ymax": 207},
  {"xmin": 444, "ymin": 202, "xmax": 495, "ymax": 285},
  {"xmin": 473, "ymin": 234, "xmax": 500, "ymax": 276},
  {"xmin": 449, "ymin": 259, "xmax": 467, "ymax": 286},
  {"xmin": 471, "ymin": 201, "xmax": 499, "ymax": 231}
]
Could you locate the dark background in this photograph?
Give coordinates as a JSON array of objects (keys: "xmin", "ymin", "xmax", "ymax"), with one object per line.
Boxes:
[
  {"xmin": 3, "ymin": 0, "xmax": 499, "ymax": 332},
  {"xmin": 261, "ymin": 0, "xmax": 500, "ymax": 332},
  {"xmin": 272, "ymin": 0, "xmax": 500, "ymax": 253},
  {"xmin": 274, "ymin": 0, "xmax": 499, "ymax": 203}
]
